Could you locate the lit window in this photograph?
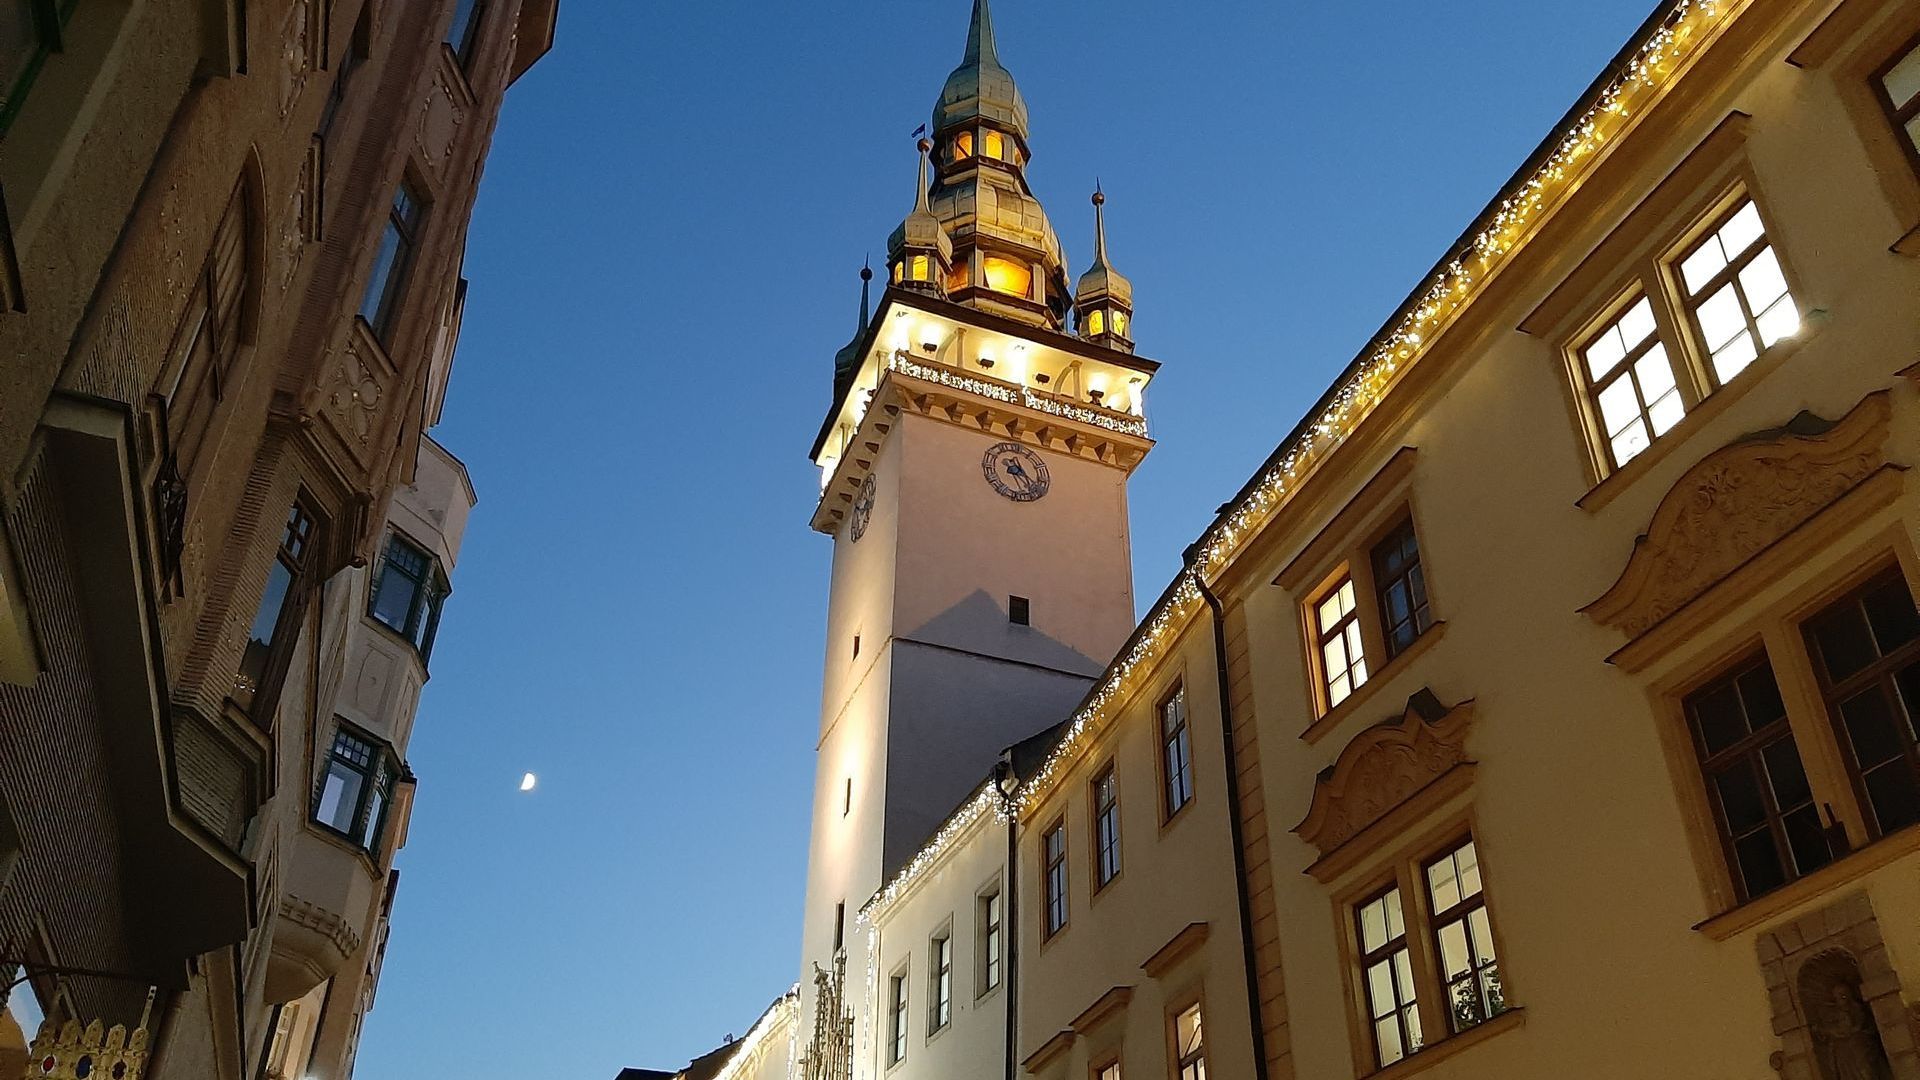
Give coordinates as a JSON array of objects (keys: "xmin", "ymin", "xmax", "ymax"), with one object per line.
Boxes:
[
  {"xmin": 1315, "ymin": 575, "xmax": 1368, "ymax": 708},
  {"xmin": 314, "ymin": 726, "xmax": 398, "ymax": 855},
  {"xmin": 1111, "ymin": 309, "xmax": 1129, "ymax": 338},
  {"xmin": 944, "ymin": 261, "xmax": 968, "ymax": 293},
  {"xmin": 1676, "ymin": 198, "xmax": 1797, "ymax": 384},
  {"xmin": 1425, "ymin": 840, "xmax": 1507, "ymax": 1034},
  {"xmin": 1580, "ymin": 295, "xmax": 1685, "ymax": 468},
  {"xmin": 892, "ymin": 262, "xmax": 904, "ymax": 285},
  {"xmin": 446, "ymin": 0, "xmax": 486, "ymax": 66},
  {"xmin": 929, "ymin": 934, "xmax": 952, "ymax": 1031},
  {"xmin": 237, "ymin": 502, "xmax": 320, "ymax": 714},
  {"xmin": 1161, "ymin": 686, "xmax": 1193, "ymax": 817},
  {"xmin": 1370, "ymin": 519, "xmax": 1432, "ymax": 659},
  {"xmin": 954, "ymin": 131, "xmax": 974, "ymax": 159},
  {"xmin": 1042, "ymin": 820, "xmax": 1067, "ymax": 938},
  {"xmin": 1356, "ymin": 886, "xmax": 1421, "ymax": 1068},
  {"xmin": 369, "ymin": 533, "xmax": 448, "ymax": 659},
  {"xmin": 909, "ymin": 254, "xmax": 930, "ymax": 282},
  {"xmin": 1684, "ymin": 652, "xmax": 1831, "ymax": 900},
  {"xmin": 1093, "ymin": 765, "xmax": 1121, "ymax": 888},
  {"xmin": 1086, "ymin": 309, "xmax": 1106, "ymax": 337},
  {"xmin": 1174, "ymin": 1003, "xmax": 1206, "ymax": 1080},
  {"xmin": 983, "ymin": 130, "xmax": 1005, "ymax": 160},
  {"xmin": 1873, "ymin": 36, "xmax": 1920, "ymax": 167},
  {"xmin": 1802, "ymin": 569, "xmax": 1920, "ymax": 840},
  {"xmin": 978, "ymin": 889, "xmax": 1002, "ymax": 992},
  {"xmin": 982, "ymin": 256, "xmax": 1031, "ymax": 297},
  {"xmin": 359, "ymin": 182, "xmax": 427, "ymax": 342},
  {"xmin": 888, "ymin": 972, "xmax": 908, "ymax": 1065},
  {"xmin": 1096, "ymin": 1064, "xmax": 1120, "ymax": 1080}
]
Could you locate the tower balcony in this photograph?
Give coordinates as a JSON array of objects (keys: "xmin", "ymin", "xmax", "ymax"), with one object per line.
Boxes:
[{"xmin": 262, "ymin": 825, "xmax": 384, "ymax": 1003}]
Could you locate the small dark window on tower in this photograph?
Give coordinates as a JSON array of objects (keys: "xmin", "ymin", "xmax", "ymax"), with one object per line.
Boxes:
[
  {"xmin": 1009, "ymin": 595, "xmax": 1030, "ymax": 625},
  {"xmin": 843, "ymin": 777, "xmax": 852, "ymax": 817},
  {"xmin": 852, "ymin": 634, "xmax": 861, "ymax": 660},
  {"xmin": 834, "ymin": 901, "xmax": 846, "ymax": 953}
]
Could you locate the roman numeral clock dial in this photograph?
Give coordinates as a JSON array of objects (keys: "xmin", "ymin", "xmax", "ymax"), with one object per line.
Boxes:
[{"xmin": 983, "ymin": 442, "xmax": 1050, "ymax": 502}]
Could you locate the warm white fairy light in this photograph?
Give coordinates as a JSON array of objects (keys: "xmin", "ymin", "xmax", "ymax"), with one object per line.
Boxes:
[
  {"xmin": 708, "ymin": 986, "xmax": 798, "ymax": 1080},
  {"xmin": 888, "ymin": 353, "xmax": 1151, "ymax": 438},
  {"xmin": 1193, "ymin": 0, "xmax": 1740, "ymax": 579}
]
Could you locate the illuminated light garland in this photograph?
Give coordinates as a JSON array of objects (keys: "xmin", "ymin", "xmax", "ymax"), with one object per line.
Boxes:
[
  {"xmin": 887, "ymin": 353, "xmax": 1152, "ymax": 439},
  {"xmin": 859, "ymin": 784, "xmax": 1001, "ymax": 924},
  {"xmin": 1008, "ymin": 575, "xmax": 1205, "ymax": 817},
  {"xmin": 708, "ymin": 985, "xmax": 799, "ymax": 1080},
  {"xmin": 1192, "ymin": 0, "xmax": 1740, "ymax": 580}
]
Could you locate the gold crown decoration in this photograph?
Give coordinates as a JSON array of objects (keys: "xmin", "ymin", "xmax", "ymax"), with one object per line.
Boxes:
[{"xmin": 21, "ymin": 990, "xmax": 153, "ymax": 1080}]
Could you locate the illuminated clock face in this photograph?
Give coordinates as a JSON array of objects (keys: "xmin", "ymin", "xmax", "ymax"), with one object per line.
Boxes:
[
  {"xmin": 982, "ymin": 442, "xmax": 1050, "ymax": 502},
  {"xmin": 850, "ymin": 473, "xmax": 876, "ymax": 542}
]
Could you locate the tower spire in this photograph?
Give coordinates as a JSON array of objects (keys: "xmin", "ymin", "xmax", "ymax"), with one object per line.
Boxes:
[
  {"xmin": 859, "ymin": 256, "xmax": 872, "ymax": 331},
  {"xmin": 886, "ymin": 138, "xmax": 954, "ymax": 297},
  {"xmin": 1075, "ymin": 185, "xmax": 1135, "ymax": 353},
  {"xmin": 963, "ymin": 0, "xmax": 998, "ymax": 67}
]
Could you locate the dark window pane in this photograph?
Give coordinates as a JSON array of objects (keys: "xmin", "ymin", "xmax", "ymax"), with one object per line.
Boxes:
[
  {"xmin": 245, "ymin": 561, "xmax": 293, "ymax": 660},
  {"xmin": 1714, "ymin": 764, "xmax": 1767, "ymax": 833},
  {"xmin": 371, "ymin": 564, "xmax": 419, "ymax": 631},
  {"xmin": 1898, "ymin": 661, "xmax": 1920, "ymax": 738},
  {"xmin": 1692, "ymin": 681, "xmax": 1747, "ymax": 756},
  {"xmin": 357, "ymin": 221, "xmax": 403, "ymax": 326},
  {"xmin": 1865, "ymin": 764, "xmax": 1920, "ymax": 834},
  {"xmin": 1864, "ymin": 578, "xmax": 1920, "ymax": 654},
  {"xmin": 1840, "ymin": 689, "xmax": 1903, "ymax": 769},
  {"xmin": 1810, "ymin": 605, "xmax": 1880, "ymax": 684},
  {"xmin": 1781, "ymin": 806, "xmax": 1833, "ymax": 877},
  {"xmin": 1737, "ymin": 664, "xmax": 1787, "ymax": 727},
  {"xmin": 1733, "ymin": 828, "xmax": 1788, "ymax": 896},
  {"xmin": 1762, "ymin": 738, "xmax": 1812, "ymax": 809}
]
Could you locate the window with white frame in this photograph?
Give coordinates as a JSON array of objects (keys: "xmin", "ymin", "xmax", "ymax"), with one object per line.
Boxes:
[
  {"xmin": 888, "ymin": 971, "xmax": 908, "ymax": 1065},
  {"xmin": 929, "ymin": 933, "xmax": 952, "ymax": 1032},
  {"xmin": 1174, "ymin": 1002, "xmax": 1207, "ymax": 1080},
  {"xmin": 1160, "ymin": 685, "xmax": 1193, "ymax": 817},
  {"xmin": 1093, "ymin": 764, "xmax": 1121, "ymax": 888},
  {"xmin": 313, "ymin": 725, "xmax": 398, "ymax": 855},
  {"xmin": 1314, "ymin": 575, "xmax": 1369, "ymax": 708},
  {"xmin": 1042, "ymin": 819, "xmax": 1068, "ymax": 938},
  {"xmin": 978, "ymin": 889, "xmax": 1002, "ymax": 993},
  {"xmin": 1676, "ymin": 197, "xmax": 1798, "ymax": 385},
  {"xmin": 1580, "ymin": 294, "xmax": 1684, "ymax": 469}
]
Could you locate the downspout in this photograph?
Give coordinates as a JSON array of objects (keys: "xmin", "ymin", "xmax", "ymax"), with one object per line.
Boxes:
[
  {"xmin": 1185, "ymin": 549, "xmax": 1271, "ymax": 1080},
  {"xmin": 994, "ymin": 757, "xmax": 1019, "ymax": 1080}
]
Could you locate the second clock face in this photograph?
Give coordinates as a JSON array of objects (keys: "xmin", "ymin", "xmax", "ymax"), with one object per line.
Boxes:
[
  {"xmin": 851, "ymin": 473, "xmax": 876, "ymax": 542},
  {"xmin": 982, "ymin": 442, "xmax": 1050, "ymax": 502}
]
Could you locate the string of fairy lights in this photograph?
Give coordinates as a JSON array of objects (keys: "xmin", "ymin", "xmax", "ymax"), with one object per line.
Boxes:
[
  {"xmin": 888, "ymin": 353, "xmax": 1151, "ymax": 439},
  {"xmin": 705, "ymin": 986, "xmax": 798, "ymax": 1080}
]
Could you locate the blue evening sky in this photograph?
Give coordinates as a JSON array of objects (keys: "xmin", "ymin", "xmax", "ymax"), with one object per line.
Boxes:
[{"xmin": 359, "ymin": 3, "xmax": 1658, "ymax": 1076}]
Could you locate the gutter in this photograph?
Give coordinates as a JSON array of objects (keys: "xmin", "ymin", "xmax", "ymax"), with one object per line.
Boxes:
[
  {"xmin": 995, "ymin": 756, "xmax": 1019, "ymax": 1080},
  {"xmin": 1187, "ymin": 545, "xmax": 1269, "ymax": 1080}
]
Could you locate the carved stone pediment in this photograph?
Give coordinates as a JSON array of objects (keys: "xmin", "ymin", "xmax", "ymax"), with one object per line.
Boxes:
[
  {"xmin": 1295, "ymin": 690, "xmax": 1473, "ymax": 860},
  {"xmin": 1583, "ymin": 393, "xmax": 1895, "ymax": 639}
]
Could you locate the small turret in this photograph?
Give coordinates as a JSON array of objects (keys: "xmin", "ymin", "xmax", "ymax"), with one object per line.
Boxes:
[
  {"xmin": 1074, "ymin": 186, "xmax": 1134, "ymax": 352},
  {"xmin": 830, "ymin": 259, "xmax": 875, "ymax": 401},
  {"xmin": 886, "ymin": 139, "xmax": 954, "ymax": 297}
]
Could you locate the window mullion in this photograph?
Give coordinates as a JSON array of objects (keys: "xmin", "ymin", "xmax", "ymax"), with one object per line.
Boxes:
[
  {"xmin": 1399, "ymin": 861, "xmax": 1448, "ymax": 1045},
  {"xmin": 1761, "ymin": 622, "xmax": 1867, "ymax": 849},
  {"xmin": 1641, "ymin": 258, "xmax": 1711, "ymax": 408}
]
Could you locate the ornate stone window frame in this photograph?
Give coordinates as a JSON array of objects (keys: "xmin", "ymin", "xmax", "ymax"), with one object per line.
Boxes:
[
  {"xmin": 1590, "ymin": 391, "xmax": 1920, "ymax": 933},
  {"xmin": 1275, "ymin": 449, "xmax": 1445, "ymax": 744}
]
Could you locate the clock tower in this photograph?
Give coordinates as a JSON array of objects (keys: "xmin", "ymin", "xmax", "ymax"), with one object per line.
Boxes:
[{"xmin": 797, "ymin": 0, "xmax": 1158, "ymax": 1062}]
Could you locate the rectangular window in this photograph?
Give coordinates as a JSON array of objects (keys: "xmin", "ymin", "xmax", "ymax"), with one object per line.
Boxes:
[
  {"xmin": 236, "ymin": 502, "xmax": 319, "ymax": 716},
  {"xmin": 1370, "ymin": 519, "xmax": 1432, "ymax": 659},
  {"xmin": 1424, "ymin": 839, "xmax": 1507, "ymax": 1034},
  {"xmin": 1009, "ymin": 595, "xmax": 1030, "ymax": 625},
  {"xmin": 1093, "ymin": 764, "xmax": 1121, "ymax": 889},
  {"xmin": 1161, "ymin": 685, "xmax": 1193, "ymax": 818},
  {"xmin": 1096, "ymin": 1063, "xmax": 1121, "ymax": 1080},
  {"xmin": 1803, "ymin": 570, "xmax": 1920, "ymax": 840},
  {"xmin": 446, "ymin": 0, "xmax": 486, "ymax": 66},
  {"xmin": 929, "ymin": 934, "xmax": 952, "ymax": 1032},
  {"xmin": 1872, "ymin": 35, "xmax": 1920, "ymax": 171},
  {"xmin": 1356, "ymin": 885, "xmax": 1421, "ymax": 1068},
  {"xmin": 1173, "ymin": 1002, "xmax": 1206, "ymax": 1080},
  {"xmin": 978, "ymin": 889, "xmax": 1002, "ymax": 993},
  {"xmin": 832, "ymin": 901, "xmax": 844, "ymax": 953},
  {"xmin": 1579, "ymin": 294, "xmax": 1685, "ymax": 469},
  {"xmin": 1315, "ymin": 575, "xmax": 1369, "ymax": 708},
  {"xmin": 1042, "ymin": 819, "xmax": 1068, "ymax": 938},
  {"xmin": 359, "ymin": 182, "xmax": 426, "ymax": 341},
  {"xmin": 369, "ymin": 532, "xmax": 447, "ymax": 659},
  {"xmin": 888, "ymin": 972, "xmax": 908, "ymax": 1065},
  {"xmin": 0, "ymin": 0, "xmax": 75, "ymax": 135},
  {"xmin": 1675, "ymin": 197, "xmax": 1798, "ymax": 385},
  {"xmin": 318, "ymin": 10, "xmax": 370, "ymax": 141},
  {"xmin": 1684, "ymin": 652, "xmax": 1832, "ymax": 900},
  {"xmin": 314, "ymin": 726, "xmax": 397, "ymax": 855}
]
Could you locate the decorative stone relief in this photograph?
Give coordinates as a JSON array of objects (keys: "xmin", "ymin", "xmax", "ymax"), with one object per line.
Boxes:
[
  {"xmin": 279, "ymin": 0, "xmax": 313, "ymax": 119},
  {"xmin": 1757, "ymin": 892, "xmax": 1918, "ymax": 1080},
  {"xmin": 415, "ymin": 71, "xmax": 467, "ymax": 178},
  {"xmin": 1584, "ymin": 393, "xmax": 1894, "ymax": 639},
  {"xmin": 1294, "ymin": 689, "xmax": 1473, "ymax": 858},
  {"xmin": 322, "ymin": 337, "xmax": 384, "ymax": 451}
]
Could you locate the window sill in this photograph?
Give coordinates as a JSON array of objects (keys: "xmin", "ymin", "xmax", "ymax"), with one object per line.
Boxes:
[
  {"xmin": 1894, "ymin": 221, "xmax": 1920, "ymax": 258},
  {"xmin": 304, "ymin": 820, "xmax": 384, "ymax": 877},
  {"xmin": 1303, "ymin": 622, "xmax": 1448, "ymax": 746},
  {"xmin": 1362, "ymin": 1007, "xmax": 1525, "ymax": 1080},
  {"xmin": 1576, "ymin": 321, "xmax": 1824, "ymax": 514},
  {"xmin": 1694, "ymin": 823, "xmax": 1920, "ymax": 941}
]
